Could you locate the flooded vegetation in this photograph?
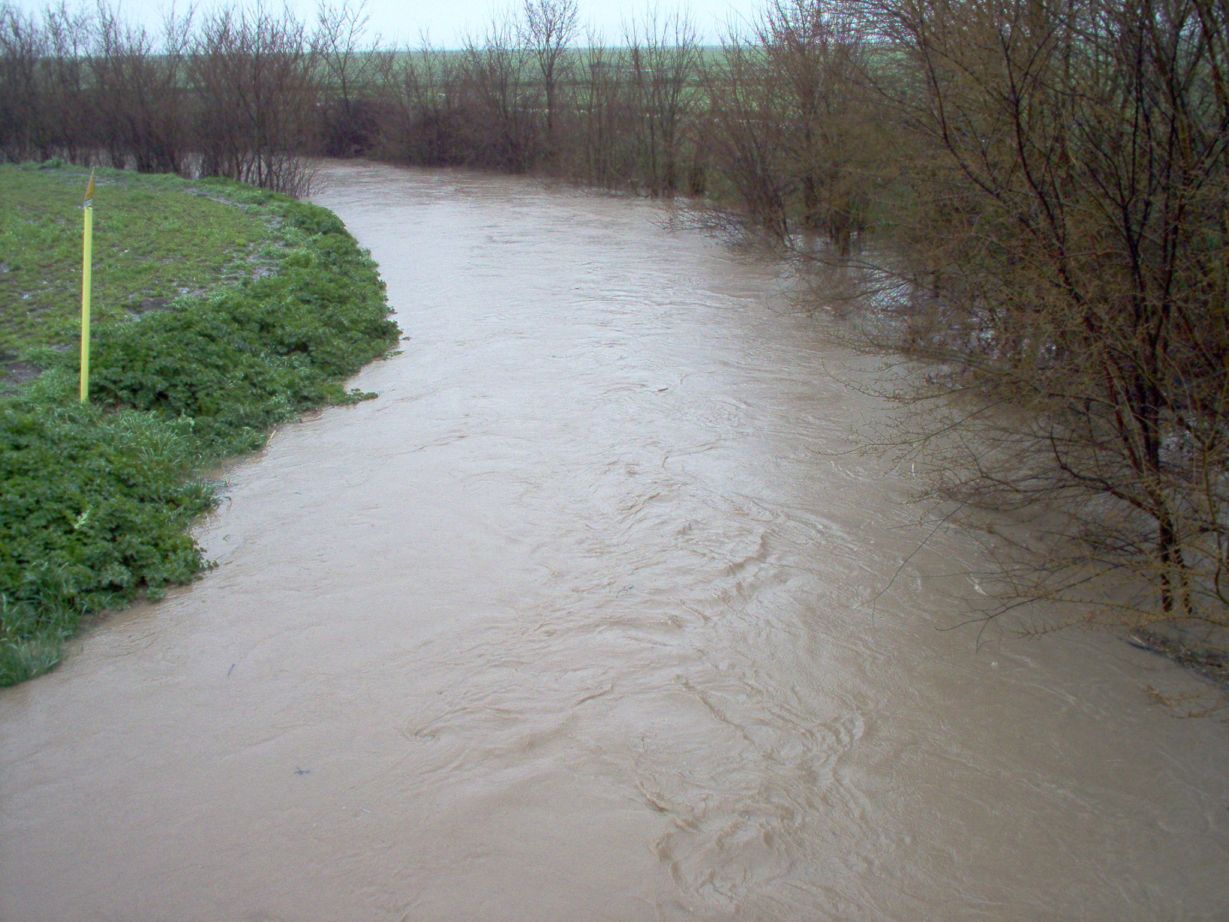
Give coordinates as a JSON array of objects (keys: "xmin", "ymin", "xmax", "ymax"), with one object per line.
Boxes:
[{"xmin": 2, "ymin": 163, "xmax": 1226, "ymax": 919}]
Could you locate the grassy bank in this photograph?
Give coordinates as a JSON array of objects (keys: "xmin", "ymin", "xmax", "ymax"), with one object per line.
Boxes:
[{"xmin": 0, "ymin": 162, "xmax": 399, "ymax": 686}]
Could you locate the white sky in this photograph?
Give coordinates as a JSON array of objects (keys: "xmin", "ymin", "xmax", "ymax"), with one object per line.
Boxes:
[{"xmin": 11, "ymin": 0, "xmax": 767, "ymax": 47}]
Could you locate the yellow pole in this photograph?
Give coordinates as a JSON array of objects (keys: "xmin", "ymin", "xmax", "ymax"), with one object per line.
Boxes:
[{"xmin": 79, "ymin": 169, "xmax": 94, "ymax": 403}]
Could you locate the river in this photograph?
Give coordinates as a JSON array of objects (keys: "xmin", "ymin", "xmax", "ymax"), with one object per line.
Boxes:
[{"xmin": 2, "ymin": 161, "xmax": 1227, "ymax": 920}]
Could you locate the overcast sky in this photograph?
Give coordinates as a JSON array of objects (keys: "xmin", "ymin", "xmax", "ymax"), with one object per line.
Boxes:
[{"xmin": 10, "ymin": 0, "xmax": 768, "ymax": 47}]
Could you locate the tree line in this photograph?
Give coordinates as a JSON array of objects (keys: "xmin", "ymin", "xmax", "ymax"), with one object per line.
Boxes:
[{"xmin": 3, "ymin": 0, "xmax": 1227, "ymax": 647}]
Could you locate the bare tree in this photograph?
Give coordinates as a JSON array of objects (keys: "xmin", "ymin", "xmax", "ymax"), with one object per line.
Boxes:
[
  {"xmin": 461, "ymin": 14, "xmax": 539, "ymax": 171},
  {"xmin": 315, "ymin": 0, "xmax": 381, "ymax": 156},
  {"xmin": 701, "ymin": 0, "xmax": 882, "ymax": 250},
  {"xmin": 0, "ymin": 3, "xmax": 48, "ymax": 161},
  {"xmin": 91, "ymin": 4, "xmax": 193, "ymax": 173},
  {"xmin": 701, "ymin": 30, "xmax": 794, "ymax": 237},
  {"xmin": 576, "ymin": 29, "xmax": 638, "ymax": 187},
  {"xmin": 864, "ymin": 0, "xmax": 1229, "ymax": 637},
  {"xmin": 519, "ymin": 0, "xmax": 578, "ymax": 159},
  {"xmin": 40, "ymin": 3, "xmax": 92, "ymax": 164},
  {"xmin": 391, "ymin": 36, "xmax": 468, "ymax": 164},
  {"xmin": 624, "ymin": 8, "xmax": 700, "ymax": 196},
  {"xmin": 764, "ymin": 0, "xmax": 875, "ymax": 252},
  {"xmin": 191, "ymin": 3, "xmax": 319, "ymax": 194}
]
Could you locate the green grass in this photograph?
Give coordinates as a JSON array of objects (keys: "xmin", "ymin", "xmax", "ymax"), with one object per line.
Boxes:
[
  {"xmin": 0, "ymin": 162, "xmax": 278, "ymax": 366},
  {"xmin": 0, "ymin": 163, "xmax": 399, "ymax": 686}
]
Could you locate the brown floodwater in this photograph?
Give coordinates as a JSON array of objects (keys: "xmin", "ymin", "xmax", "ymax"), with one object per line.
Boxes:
[{"xmin": 2, "ymin": 161, "xmax": 1227, "ymax": 921}]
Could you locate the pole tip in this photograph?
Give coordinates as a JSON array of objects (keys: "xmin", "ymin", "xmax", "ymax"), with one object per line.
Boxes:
[{"xmin": 84, "ymin": 168, "xmax": 95, "ymax": 206}]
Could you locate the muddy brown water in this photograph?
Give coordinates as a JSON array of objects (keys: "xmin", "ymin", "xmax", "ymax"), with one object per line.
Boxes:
[{"xmin": 3, "ymin": 162, "xmax": 1228, "ymax": 921}]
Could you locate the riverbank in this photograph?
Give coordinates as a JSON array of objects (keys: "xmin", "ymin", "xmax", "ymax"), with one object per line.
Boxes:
[
  {"xmin": 3, "ymin": 161, "xmax": 1225, "ymax": 921},
  {"xmin": 0, "ymin": 162, "xmax": 399, "ymax": 685}
]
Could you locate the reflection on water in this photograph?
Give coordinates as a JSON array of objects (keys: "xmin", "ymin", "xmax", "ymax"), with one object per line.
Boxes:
[{"xmin": 1, "ymin": 162, "xmax": 1226, "ymax": 921}]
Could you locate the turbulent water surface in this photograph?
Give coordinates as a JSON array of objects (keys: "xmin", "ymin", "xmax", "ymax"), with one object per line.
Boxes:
[{"xmin": 2, "ymin": 162, "xmax": 1227, "ymax": 921}]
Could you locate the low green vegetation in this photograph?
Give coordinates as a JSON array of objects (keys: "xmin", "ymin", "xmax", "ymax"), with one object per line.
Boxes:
[
  {"xmin": 0, "ymin": 163, "xmax": 399, "ymax": 685},
  {"xmin": 0, "ymin": 162, "xmax": 276, "ymax": 363}
]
